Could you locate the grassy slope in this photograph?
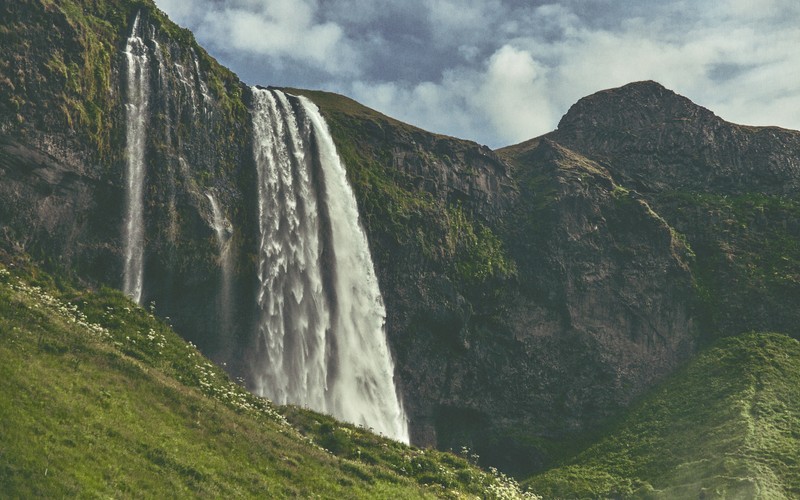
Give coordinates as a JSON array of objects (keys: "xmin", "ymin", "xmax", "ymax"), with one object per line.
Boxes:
[
  {"xmin": 525, "ymin": 332, "xmax": 800, "ymax": 499},
  {"xmin": 0, "ymin": 257, "xmax": 535, "ymax": 499}
]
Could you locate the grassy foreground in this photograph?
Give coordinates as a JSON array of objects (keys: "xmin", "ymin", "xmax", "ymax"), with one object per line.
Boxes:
[
  {"xmin": 0, "ymin": 256, "xmax": 535, "ymax": 498},
  {"xmin": 525, "ymin": 332, "xmax": 800, "ymax": 498}
]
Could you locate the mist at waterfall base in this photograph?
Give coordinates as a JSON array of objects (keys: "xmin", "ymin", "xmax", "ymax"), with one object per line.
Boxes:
[
  {"xmin": 121, "ymin": 14, "xmax": 408, "ymax": 443},
  {"xmin": 250, "ymin": 88, "xmax": 409, "ymax": 443}
]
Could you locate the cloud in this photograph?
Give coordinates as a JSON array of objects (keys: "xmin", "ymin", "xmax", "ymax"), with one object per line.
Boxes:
[
  {"xmin": 155, "ymin": 0, "xmax": 800, "ymax": 147},
  {"xmin": 157, "ymin": 0, "xmax": 359, "ymax": 76},
  {"xmin": 349, "ymin": 45, "xmax": 555, "ymax": 147},
  {"xmin": 476, "ymin": 46, "xmax": 555, "ymax": 144}
]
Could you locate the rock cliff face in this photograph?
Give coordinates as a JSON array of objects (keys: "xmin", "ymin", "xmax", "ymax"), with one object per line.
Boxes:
[
  {"xmin": 2, "ymin": 2, "xmax": 800, "ymax": 478},
  {"xmin": 351, "ymin": 131, "xmax": 696, "ymax": 474},
  {"xmin": 285, "ymin": 90, "xmax": 698, "ymax": 474},
  {"xmin": 0, "ymin": 0, "xmax": 258, "ymax": 373},
  {"xmin": 544, "ymin": 81, "xmax": 800, "ymax": 339},
  {"xmin": 550, "ymin": 81, "xmax": 800, "ymax": 195}
]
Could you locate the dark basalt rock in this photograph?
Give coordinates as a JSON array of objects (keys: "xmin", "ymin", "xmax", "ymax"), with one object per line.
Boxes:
[
  {"xmin": 544, "ymin": 80, "xmax": 800, "ymax": 340},
  {"xmin": 550, "ymin": 80, "xmax": 800, "ymax": 195},
  {"xmin": 393, "ymin": 138, "xmax": 697, "ymax": 475}
]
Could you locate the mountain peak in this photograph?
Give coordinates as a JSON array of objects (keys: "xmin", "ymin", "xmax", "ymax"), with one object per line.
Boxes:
[
  {"xmin": 549, "ymin": 80, "xmax": 800, "ymax": 195},
  {"xmin": 556, "ymin": 80, "xmax": 719, "ymax": 135}
]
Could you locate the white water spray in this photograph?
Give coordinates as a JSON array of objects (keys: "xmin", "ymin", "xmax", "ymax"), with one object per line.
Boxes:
[
  {"xmin": 251, "ymin": 88, "xmax": 409, "ymax": 443},
  {"xmin": 122, "ymin": 12, "xmax": 149, "ymax": 304}
]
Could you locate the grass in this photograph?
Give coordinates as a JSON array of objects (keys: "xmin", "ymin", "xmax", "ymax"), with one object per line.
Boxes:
[
  {"xmin": 525, "ymin": 332, "xmax": 800, "ymax": 498},
  {"xmin": 0, "ymin": 255, "xmax": 537, "ymax": 498}
]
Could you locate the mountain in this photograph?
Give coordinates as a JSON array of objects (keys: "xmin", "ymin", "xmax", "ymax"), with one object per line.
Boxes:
[
  {"xmin": 2, "ymin": 0, "xmax": 800, "ymax": 491},
  {"xmin": 539, "ymin": 81, "xmax": 800, "ymax": 339}
]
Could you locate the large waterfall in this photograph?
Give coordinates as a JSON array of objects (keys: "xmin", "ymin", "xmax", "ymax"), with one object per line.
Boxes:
[
  {"xmin": 251, "ymin": 88, "xmax": 409, "ymax": 443},
  {"xmin": 122, "ymin": 12, "xmax": 149, "ymax": 304}
]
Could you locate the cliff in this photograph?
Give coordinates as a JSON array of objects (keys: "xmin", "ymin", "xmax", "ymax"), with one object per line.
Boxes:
[
  {"xmin": 0, "ymin": 0, "xmax": 258, "ymax": 373},
  {"xmin": 258, "ymin": 85, "xmax": 696, "ymax": 473}
]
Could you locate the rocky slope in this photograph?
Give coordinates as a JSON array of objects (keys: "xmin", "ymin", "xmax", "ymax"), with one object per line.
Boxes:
[
  {"xmin": 2, "ymin": 0, "xmax": 800, "ymax": 481},
  {"xmin": 548, "ymin": 80, "xmax": 800, "ymax": 195}
]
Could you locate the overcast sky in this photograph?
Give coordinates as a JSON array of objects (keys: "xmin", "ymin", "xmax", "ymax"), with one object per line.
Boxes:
[{"xmin": 154, "ymin": 0, "xmax": 800, "ymax": 148}]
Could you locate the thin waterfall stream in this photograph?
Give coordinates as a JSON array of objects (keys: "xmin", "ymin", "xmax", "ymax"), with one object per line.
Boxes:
[
  {"xmin": 206, "ymin": 192, "xmax": 234, "ymax": 337},
  {"xmin": 122, "ymin": 12, "xmax": 149, "ymax": 304}
]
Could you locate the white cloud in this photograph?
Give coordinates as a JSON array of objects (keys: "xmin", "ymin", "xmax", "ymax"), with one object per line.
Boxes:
[
  {"xmin": 349, "ymin": 45, "xmax": 555, "ymax": 146},
  {"xmin": 476, "ymin": 45, "xmax": 555, "ymax": 144},
  {"xmin": 158, "ymin": 0, "xmax": 359, "ymax": 76},
  {"xmin": 426, "ymin": 0, "xmax": 503, "ymax": 41}
]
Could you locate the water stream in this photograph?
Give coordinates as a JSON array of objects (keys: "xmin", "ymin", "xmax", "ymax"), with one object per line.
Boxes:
[{"xmin": 122, "ymin": 12, "xmax": 149, "ymax": 304}]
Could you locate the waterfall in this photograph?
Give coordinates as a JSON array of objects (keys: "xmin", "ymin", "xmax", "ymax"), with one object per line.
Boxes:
[
  {"xmin": 205, "ymin": 192, "xmax": 234, "ymax": 336},
  {"xmin": 122, "ymin": 12, "xmax": 149, "ymax": 305},
  {"xmin": 192, "ymin": 50, "xmax": 212, "ymax": 113},
  {"xmin": 251, "ymin": 87, "xmax": 409, "ymax": 443}
]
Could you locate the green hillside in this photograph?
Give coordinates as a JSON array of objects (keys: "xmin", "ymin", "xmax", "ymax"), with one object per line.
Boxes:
[
  {"xmin": 0, "ymin": 255, "xmax": 535, "ymax": 498},
  {"xmin": 525, "ymin": 332, "xmax": 800, "ymax": 498}
]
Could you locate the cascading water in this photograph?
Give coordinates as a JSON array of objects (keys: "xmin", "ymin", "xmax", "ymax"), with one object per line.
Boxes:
[
  {"xmin": 251, "ymin": 88, "xmax": 409, "ymax": 443},
  {"xmin": 206, "ymin": 192, "xmax": 233, "ymax": 335},
  {"xmin": 192, "ymin": 50, "xmax": 212, "ymax": 113},
  {"xmin": 122, "ymin": 12, "xmax": 149, "ymax": 304}
]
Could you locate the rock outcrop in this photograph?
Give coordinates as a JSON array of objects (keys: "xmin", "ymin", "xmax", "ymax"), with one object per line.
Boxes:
[{"xmin": 550, "ymin": 80, "xmax": 800, "ymax": 195}]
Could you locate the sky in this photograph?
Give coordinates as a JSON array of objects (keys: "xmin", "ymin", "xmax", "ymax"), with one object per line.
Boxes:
[{"xmin": 154, "ymin": 0, "xmax": 800, "ymax": 148}]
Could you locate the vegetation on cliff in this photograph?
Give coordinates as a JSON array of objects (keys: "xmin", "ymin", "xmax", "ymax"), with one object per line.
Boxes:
[
  {"xmin": 286, "ymin": 88, "xmax": 516, "ymax": 302},
  {"xmin": 0, "ymin": 0, "xmax": 245, "ymax": 162},
  {"xmin": 654, "ymin": 191, "xmax": 800, "ymax": 340}
]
